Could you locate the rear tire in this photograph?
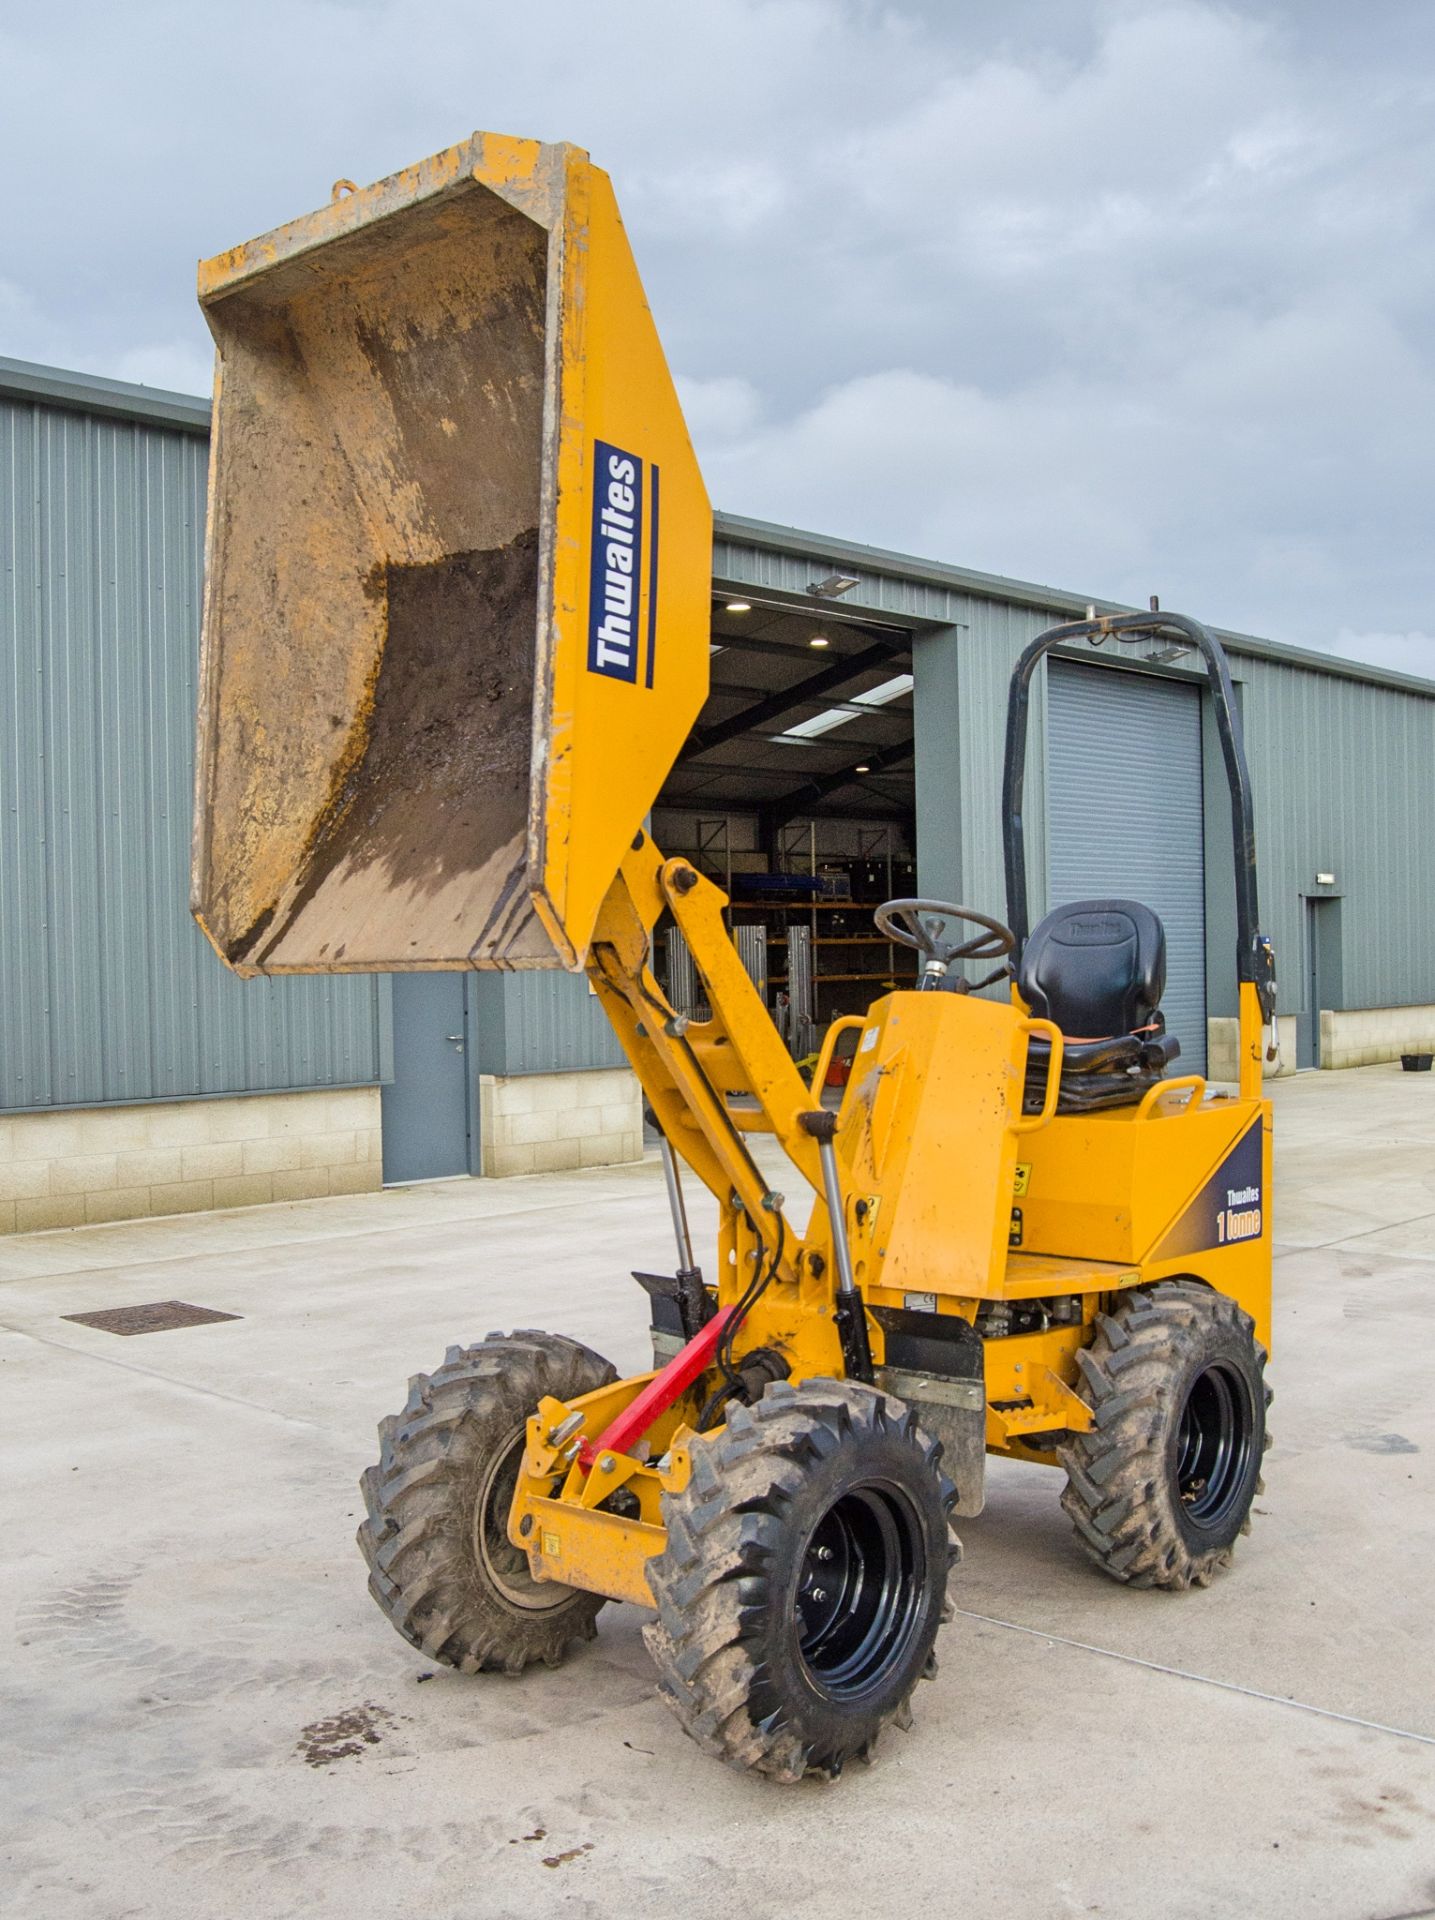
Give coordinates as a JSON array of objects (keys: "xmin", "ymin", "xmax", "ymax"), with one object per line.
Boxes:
[
  {"xmin": 358, "ymin": 1330, "xmax": 616, "ymax": 1673},
  {"xmin": 1058, "ymin": 1281, "xmax": 1269, "ymax": 1590},
  {"xmin": 644, "ymin": 1378, "xmax": 958, "ymax": 1781}
]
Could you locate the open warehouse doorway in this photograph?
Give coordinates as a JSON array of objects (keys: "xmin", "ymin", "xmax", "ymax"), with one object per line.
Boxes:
[{"xmin": 652, "ymin": 592, "xmax": 917, "ymax": 1067}]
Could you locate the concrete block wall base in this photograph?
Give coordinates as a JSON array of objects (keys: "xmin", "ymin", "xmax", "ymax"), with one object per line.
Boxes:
[
  {"xmin": 1206, "ymin": 1014, "xmax": 1298, "ymax": 1082},
  {"xmin": 478, "ymin": 1068, "xmax": 643, "ymax": 1177},
  {"xmin": 1320, "ymin": 1002, "xmax": 1435, "ymax": 1069},
  {"xmin": 0, "ymin": 1088, "xmax": 382, "ymax": 1234}
]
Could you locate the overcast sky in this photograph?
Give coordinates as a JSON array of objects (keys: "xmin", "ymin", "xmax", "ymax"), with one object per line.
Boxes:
[{"xmin": 4, "ymin": 0, "xmax": 1432, "ymax": 669}]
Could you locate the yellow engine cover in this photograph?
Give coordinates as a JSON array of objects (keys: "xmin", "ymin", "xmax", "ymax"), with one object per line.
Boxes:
[{"xmin": 839, "ymin": 991, "xmax": 1030, "ymax": 1300}]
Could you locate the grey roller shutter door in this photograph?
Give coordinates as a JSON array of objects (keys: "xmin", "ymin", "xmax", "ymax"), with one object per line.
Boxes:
[{"xmin": 1045, "ymin": 662, "xmax": 1206, "ymax": 1074}]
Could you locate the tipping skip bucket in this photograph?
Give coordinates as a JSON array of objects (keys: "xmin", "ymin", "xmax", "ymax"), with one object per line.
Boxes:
[{"xmin": 191, "ymin": 133, "xmax": 711, "ymax": 975}]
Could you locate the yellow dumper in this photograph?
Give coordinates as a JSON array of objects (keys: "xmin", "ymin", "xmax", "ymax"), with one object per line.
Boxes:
[{"xmin": 194, "ymin": 133, "xmax": 1277, "ymax": 1781}]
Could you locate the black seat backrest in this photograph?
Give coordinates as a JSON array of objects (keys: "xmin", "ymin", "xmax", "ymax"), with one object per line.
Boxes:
[{"xmin": 1017, "ymin": 899, "xmax": 1166, "ymax": 1040}]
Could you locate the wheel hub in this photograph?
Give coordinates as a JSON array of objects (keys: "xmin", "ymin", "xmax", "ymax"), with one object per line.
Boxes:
[
  {"xmin": 1175, "ymin": 1361, "xmax": 1255, "ymax": 1529},
  {"xmin": 795, "ymin": 1482, "xmax": 925, "ymax": 1702}
]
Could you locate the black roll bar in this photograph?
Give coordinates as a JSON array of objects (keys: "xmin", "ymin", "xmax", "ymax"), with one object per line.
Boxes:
[{"xmin": 1000, "ymin": 610, "xmax": 1276, "ymax": 1018}]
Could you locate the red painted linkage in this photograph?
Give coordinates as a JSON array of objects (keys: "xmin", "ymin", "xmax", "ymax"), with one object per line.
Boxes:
[{"xmin": 578, "ymin": 1306, "xmax": 736, "ymax": 1470}]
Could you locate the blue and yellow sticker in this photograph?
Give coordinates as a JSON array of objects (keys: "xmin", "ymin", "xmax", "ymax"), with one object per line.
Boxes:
[{"xmin": 1155, "ymin": 1118, "xmax": 1263, "ymax": 1259}]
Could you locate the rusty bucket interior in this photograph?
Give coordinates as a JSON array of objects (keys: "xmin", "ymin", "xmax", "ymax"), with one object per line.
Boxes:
[
  {"xmin": 193, "ymin": 147, "xmax": 564, "ymax": 974},
  {"xmin": 193, "ymin": 133, "xmax": 711, "ymax": 979},
  {"xmin": 194, "ymin": 135, "xmax": 714, "ymax": 975}
]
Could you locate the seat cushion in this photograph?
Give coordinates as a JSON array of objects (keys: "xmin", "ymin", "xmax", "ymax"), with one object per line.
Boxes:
[
  {"xmin": 1023, "ymin": 1027, "xmax": 1181, "ymax": 1114},
  {"xmin": 1017, "ymin": 899, "xmax": 1165, "ymax": 1042}
]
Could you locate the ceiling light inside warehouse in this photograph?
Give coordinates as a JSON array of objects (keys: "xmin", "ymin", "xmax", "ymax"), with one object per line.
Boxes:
[{"xmin": 772, "ymin": 673, "xmax": 914, "ymax": 743}]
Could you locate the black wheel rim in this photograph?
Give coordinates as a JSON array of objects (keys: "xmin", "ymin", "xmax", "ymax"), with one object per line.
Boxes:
[
  {"xmin": 794, "ymin": 1482, "xmax": 926, "ymax": 1703},
  {"xmin": 1175, "ymin": 1362, "xmax": 1256, "ymax": 1529}
]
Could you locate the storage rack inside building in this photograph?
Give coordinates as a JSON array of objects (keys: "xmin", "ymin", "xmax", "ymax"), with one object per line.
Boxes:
[{"xmin": 657, "ymin": 816, "xmax": 917, "ymax": 1058}]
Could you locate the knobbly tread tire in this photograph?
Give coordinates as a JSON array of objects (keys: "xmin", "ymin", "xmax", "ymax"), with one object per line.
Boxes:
[
  {"xmin": 358, "ymin": 1330, "xmax": 617, "ymax": 1674},
  {"xmin": 1057, "ymin": 1280, "xmax": 1271, "ymax": 1591},
  {"xmin": 643, "ymin": 1377, "xmax": 958, "ymax": 1783}
]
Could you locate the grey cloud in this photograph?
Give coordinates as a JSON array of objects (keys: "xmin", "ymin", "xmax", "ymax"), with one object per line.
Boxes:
[{"xmin": 3, "ymin": 0, "xmax": 1431, "ymax": 664}]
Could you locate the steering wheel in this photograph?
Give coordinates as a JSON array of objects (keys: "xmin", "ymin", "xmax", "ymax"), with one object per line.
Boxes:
[{"xmin": 873, "ymin": 898, "xmax": 1017, "ymax": 992}]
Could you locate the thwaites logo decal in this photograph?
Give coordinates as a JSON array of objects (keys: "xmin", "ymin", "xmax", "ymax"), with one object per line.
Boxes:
[
  {"xmin": 1154, "ymin": 1118, "xmax": 1264, "ymax": 1261},
  {"xmin": 587, "ymin": 439, "xmax": 660, "ymax": 687}
]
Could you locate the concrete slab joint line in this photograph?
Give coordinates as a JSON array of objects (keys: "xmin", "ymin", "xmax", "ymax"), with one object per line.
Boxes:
[{"xmin": 952, "ymin": 1610, "xmax": 1435, "ymax": 1749}]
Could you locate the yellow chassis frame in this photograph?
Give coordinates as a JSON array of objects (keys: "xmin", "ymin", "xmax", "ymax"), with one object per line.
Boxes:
[{"xmin": 509, "ymin": 837, "xmax": 1273, "ymax": 1606}]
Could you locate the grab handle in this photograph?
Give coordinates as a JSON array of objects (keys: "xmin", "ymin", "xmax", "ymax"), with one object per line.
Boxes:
[
  {"xmin": 1135, "ymin": 1074, "xmax": 1207, "ymax": 1120},
  {"xmin": 1012, "ymin": 1018, "xmax": 1064, "ymax": 1134},
  {"xmin": 809, "ymin": 1016, "xmax": 867, "ymax": 1098}
]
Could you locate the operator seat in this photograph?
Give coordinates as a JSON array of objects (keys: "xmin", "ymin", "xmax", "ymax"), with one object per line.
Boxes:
[{"xmin": 1018, "ymin": 899, "xmax": 1180, "ymax": 1114}]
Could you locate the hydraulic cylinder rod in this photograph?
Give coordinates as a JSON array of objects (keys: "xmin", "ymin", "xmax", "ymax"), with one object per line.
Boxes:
[
  {"xmin": 659, "ymin": 1134, "xmax": 698, "ymax": 1274},
  {"xmin": 800, "ymin": 1109, "xmax": 873, "ymax": 1383},
  {"xmin": 654, "ymin": 1127, "xmax": 713, "ymax": 1337}
]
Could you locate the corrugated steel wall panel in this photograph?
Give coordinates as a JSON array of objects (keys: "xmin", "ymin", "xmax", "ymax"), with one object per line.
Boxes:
[
  {"xmin": 1047, "ymin": 663, "xmax": 1207, "ymax": 1071},
  {"xmin": 1238, "ymin": 656, "xmax": 1435, "ymax": 1014},
  {"xmin": 951, "ymin": 596, "xmax": 1053, "ymax": 927},
  {"xmin": 909, "ymin": 594, "xmax": 1052, "ymax": 931},
  {"xmin": 0, "ymin": 396, "xmax": 382, "ymax": 1111},
  {"xmin": 7, "ymin": 376, "xmax": 1435, "ymax": 1116},
  {"xmin": 471, "ymin": 970, "xmax": 626, "ymax": 1076},
  {"xmin": 714, "ymin": 534, "xmax": 968, "ymax": 627}
]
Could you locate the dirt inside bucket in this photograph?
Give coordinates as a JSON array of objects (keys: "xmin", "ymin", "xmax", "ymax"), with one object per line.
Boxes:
[{"xmin": 233, "ymin": 528, "xmax": 541, "ymax": 970}]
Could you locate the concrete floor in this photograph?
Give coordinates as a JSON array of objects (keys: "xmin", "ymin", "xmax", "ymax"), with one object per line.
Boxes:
[{"xmin": 3, "ymin": 1065, "xmax": 1434, "ymax": 1920}]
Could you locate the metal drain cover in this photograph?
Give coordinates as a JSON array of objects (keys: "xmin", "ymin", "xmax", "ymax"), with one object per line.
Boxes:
[{"xmin": 62, "ymin": 1300, "xmax": 241, "ymax": 1336}]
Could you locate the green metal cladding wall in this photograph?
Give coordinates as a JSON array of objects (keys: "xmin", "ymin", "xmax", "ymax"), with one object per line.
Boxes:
[
  {"xmin": 715, "ymin": 514, "xmax": 1435, "ymax": 1027},
  {"xmin": 0, "ymin": 385, "xmax": 384, "ymax": 1112},
  {"xmin": 1238, "ymin": 655, "xmax": 1435, "ymax": 1013},
  {"xmin": 471, "ymin": 971, "xmax": 625, "ymax": 1076},
  {"xmin": 4, "ymin": 384, "xmax": 1431, "ymax": 1119}
]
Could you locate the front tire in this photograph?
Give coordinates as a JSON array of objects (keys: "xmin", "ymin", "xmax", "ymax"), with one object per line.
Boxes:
[
  {"xmin": 1059, "ymin": 1281, "xmax": 1269, "ymax": 1590},
  {"xmin": 358, "ymin": 1330, "xmax": 616, "ymax": 1673},
  {"xmin": 644, "ymin": 1379, "xmax": 957, "ymax": 1782}
]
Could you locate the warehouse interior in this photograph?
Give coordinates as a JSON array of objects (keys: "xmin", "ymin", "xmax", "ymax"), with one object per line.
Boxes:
[
  {"xmin": 651, "ymin": 592, "xmax": 919, "ymax": 1053},
  {"xmin": 662, "ymin": 594, "xmax": 915, "ymax": 833}
]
